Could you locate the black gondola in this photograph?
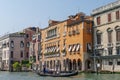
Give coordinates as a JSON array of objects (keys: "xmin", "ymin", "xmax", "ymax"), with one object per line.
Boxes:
[{"xmin": 36, "ymin": 71, "xmax": 78, "ymax": 77}]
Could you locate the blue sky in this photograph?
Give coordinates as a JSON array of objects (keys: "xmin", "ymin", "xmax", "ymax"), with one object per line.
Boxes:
[{"xmin": 0, "ymin": 0, "xmax": 116, "ymax": 35}]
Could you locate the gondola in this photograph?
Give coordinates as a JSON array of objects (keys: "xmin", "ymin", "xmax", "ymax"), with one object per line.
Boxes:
[{"xmin": 36, "ymin": 71, "xmax": 78, "ymax": 77}]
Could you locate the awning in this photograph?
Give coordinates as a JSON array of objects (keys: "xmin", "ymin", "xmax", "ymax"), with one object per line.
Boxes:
[
  {"xmin": 56, "ymin": 47, "xmax": 60, "ymax": 52},
  {"xmin": 76, "ymin": 44, "xmax": 80, "ymax": 51},
  {"xmin": 72, "ymin": 45, "xmax": 76, "ymax": 52},
  {"xmin": 68, "ymin": 46, "xmax": 72, "ymax": 52},
  {"xmin": 51, "ymin": 47, "xmax": 54, "ymax": 52},
  {"xmin": 52, "ymin": 47, "xmax": 55, "ymax": 52},
  {"xmin": 54, "ymin": 47, "xmax": 57, "ymax": 52}
]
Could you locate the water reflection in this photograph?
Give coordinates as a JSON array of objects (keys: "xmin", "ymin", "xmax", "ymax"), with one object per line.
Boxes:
[{"xmin": 0, "ymin": 72, "xmax": 120, "ymax": 80}]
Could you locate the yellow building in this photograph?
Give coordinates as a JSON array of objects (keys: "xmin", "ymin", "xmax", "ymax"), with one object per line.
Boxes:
[{"xmin": 40, "ymin": 12, "xmax": 93, "ymax": 71}]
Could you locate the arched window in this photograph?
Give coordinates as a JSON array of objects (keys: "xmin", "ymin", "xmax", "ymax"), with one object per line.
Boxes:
[
  {"xmin": 107, "ymin": 28, "xmax": 113, "ymax": 43},
  {"xmin": 96, "ymin": 30, "xmax": 102, "ymax": 44},
  {"xmin": 26, "ymin": 42, "xmax": 30, "ymax": 47},
  {"xmin": 11, "ymin": 41, "xmax": 14, "ymax": 48},
  {"xmin": 20, "ymin": 41, "xmax": 24, "ymax": 48},
  {"xmin": 115, "ymin": 26, "xmax": 120, "ymax": 42}
]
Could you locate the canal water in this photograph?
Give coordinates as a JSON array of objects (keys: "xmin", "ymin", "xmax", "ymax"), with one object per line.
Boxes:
[{"xmin": 0, "ymin": 71, "xmax": 120, "ymax": 80}]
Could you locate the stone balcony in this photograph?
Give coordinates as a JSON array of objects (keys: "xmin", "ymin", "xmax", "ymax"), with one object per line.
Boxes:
[
  {"xmin": 116, "ymin": 41, "xmax": 120, "ymax": 47},
  {"xmin": 45, "ymin": 34, "xmax": 60, "ymax": 41},
  {"xmin": 95, "ymin": 44, "xmax": 103, "ymax": 49},
  {"xmin": 107, "ymin": 43, "xmax": 113, "ymax": 48},
  {"xmin": 44, "ymin": 52, "xmax": 60, "ymax": 58}
]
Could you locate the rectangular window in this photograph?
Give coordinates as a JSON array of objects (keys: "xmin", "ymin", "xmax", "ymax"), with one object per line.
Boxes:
[
  {"xmin": 11, "ymin": 51, "xmax": 13, "ymax": 58},
  {"xmin": 21, "ymin": 51, "xmax": 23, "ymax": 58},
  {"xmin": 108, "ymin": 13, "xmax": 111, "ymax": 22},
  {"xmin": 108, "ymin": 32, "xmax": 112, "ymax": 43},
  {"xmin": 97, "ymin": 16, "xmax": 101, "ymax": 25},
  {"xmin": 26, "ymin": 52, "xmax": 29, "ymax": 58},
  {"xmin": 116, "ymin": 11, "xmax": 119, "ymax": 20},
  {"xmin": 116, "ymin": 31, "xmax": 120, "ymax": 41},
  {"xmin": 97, "ymin": 34, "xmax": 101, "ymax": 44}
]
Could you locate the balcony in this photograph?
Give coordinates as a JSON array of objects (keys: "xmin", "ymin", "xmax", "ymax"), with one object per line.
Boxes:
[
  {"xmin": 107, "ymin": 43, "xmax": 113, "ymax": 47},
  {"xmin": 46, "ymin": 34, "xmax": 57, "ymax": 39},
  {"xmin": 68, "ymin": 31, "xmax": 73, "ymax": 36},
  {"xmin": 44, "ymin": 52, "xmax": 60, "ymax": 58},
  {"xmin": 63, "ymin": 32, "xmax": 66, "ymax": 37},
  {"xmin": 116, "ymin": 42, "xmax": 120, "ymax": 47},
  {"xmin": 61, "ymin": 49, "xmax": 66, "ymax": 56},
  {"xmin": 45, "ymin": 34, "xmax": 60, "ymax": 41},
  {"xmin": 76, "ymin": 30, "xmax": 80, "ymax": 34},
  {"xmin": 95, "ymin": 44, "xmax": 103, "ymax": 49}
]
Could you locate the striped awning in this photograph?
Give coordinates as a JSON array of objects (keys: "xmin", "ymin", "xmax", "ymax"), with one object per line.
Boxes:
[
  {"xmin": 72, "ymin": 45, "xmax": 76, "ymax": 52},
  {"xmin": 56, "ymin": 47, "xmax": 60, "ymax": 52},
  {"xmin": 68, "ymin": 46, "xmax": 72, "ymax": 52},
  {"xmin": 76, "ymin": 44, "xmax": 80, "ymax": 51}
]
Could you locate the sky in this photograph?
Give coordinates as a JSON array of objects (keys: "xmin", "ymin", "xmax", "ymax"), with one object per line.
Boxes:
[{"xmin": 0, "ymin": 0, "xmax": 116, "ymax": 35}]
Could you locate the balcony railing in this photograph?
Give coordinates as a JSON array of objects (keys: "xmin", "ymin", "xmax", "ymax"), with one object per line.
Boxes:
[
  {"xmin": 45, "ymin": 34, "xmax": 60, "ymax": 41},
  {"xmin": 76, "ymin": 30, "xmax": 80, "ymax": 34},
  {"xmin": 44, "ymin": 52, "xmax": 60, "ymax": 58},
  {"xmin": 69, "ymin": 31, "xmax": 72, "ymax": 36},
  {"xmin": 107, "ymin": 43, "xmax": 113, "ymax": 47},
  {"xmin": 46, "ymin": 34, "xmax": 57, "ymax": 39},
  {"xmin": 63, "ymin": 32, "xmax": 66, "ymax": 37},
  {"xmin": 61, "ymin": 50, "xmax": 66, "ymax": 56},
  {"xmin": 116, "ymin": 42, "xmax": 120, "ymax": 46},
  {"xmin": 95, "ymin": 44, "xmax": 103, "ymax": 49}
]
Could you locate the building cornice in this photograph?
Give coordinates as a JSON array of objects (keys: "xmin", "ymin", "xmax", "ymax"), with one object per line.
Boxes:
[
  {"xmin": 92, "ymin": 0, "xmax": 120, "ymax": 16},
  {"xmin": 93, "ymin": 19, "xmax": 120, "ymax": 28}
]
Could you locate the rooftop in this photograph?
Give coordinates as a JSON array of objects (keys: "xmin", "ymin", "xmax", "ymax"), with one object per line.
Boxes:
[{"xmin": 92, "ymin": 0, "xmax": 120, "ymax": 16}]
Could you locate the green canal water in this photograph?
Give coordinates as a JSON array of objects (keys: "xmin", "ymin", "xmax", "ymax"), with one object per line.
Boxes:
[{"xmin": 0, "ymin": 71, "xmax": 120, "ymax": 80}]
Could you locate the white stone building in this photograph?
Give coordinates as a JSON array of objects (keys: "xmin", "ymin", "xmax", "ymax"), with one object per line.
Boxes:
[
  {"xmin": 92, "ymin": 0, "xmax": 120, "ymax": 72},
  {"xmin": 0, "ymin": 33, "xmax": 25, "ymax": 71}
]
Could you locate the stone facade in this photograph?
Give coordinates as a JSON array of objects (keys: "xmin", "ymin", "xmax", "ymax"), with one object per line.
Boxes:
[
  {"xmin": 92, "ymin": 0, "xmax": 120, "ymax": 72},
  {"xmin": 0, "ymin": 33, "xmax": 25, "ymax": 71},
  {"xmin": 29, "ymin": 28, "xmax": 41, "ymax": 70}
]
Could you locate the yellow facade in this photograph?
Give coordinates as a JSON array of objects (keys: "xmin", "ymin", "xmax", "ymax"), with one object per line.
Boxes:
[{"xmin": 40, "ymin": 12, "xmax": 93, "ymax": 71}]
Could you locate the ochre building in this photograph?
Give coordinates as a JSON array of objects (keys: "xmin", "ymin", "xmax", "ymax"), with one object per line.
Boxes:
[{"xmin": 40, "ymin": 12, "xmax": 93, "ymax": 71}]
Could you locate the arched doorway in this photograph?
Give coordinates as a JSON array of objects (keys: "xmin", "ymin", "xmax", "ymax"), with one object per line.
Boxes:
[
  {"xmin": 73, "ymin": 59, "xmax": 77, "ymax": 70},
  {"xmin": 77, "ymin": 59, "xmax": 82, "ymax": 71},
  {"xmin": 68, "ymin": 59, "xmax": 72, "ymax": 71},
  {"xmin": 46, "ymin": 61, "xmax": 49, "ymax": 68},
  {"xmin": 50, "ymin": 60, "xmax": 52, "ymax": 69},
  {"xmin": 85, "ymin": 59, "xmax": 92, "ymax": 71}
]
